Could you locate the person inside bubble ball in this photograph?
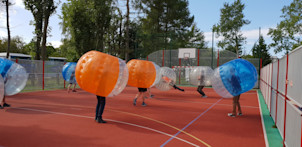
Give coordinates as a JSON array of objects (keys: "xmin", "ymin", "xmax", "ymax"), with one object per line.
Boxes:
[
  {"xmin": 95, "ymin": 95, "xmax": 107, "ymax": 123},
  {"xmin": 0, "ymin": 75, "xmax": 11, "ymax": 109},
  {"xmin": 228, "ymin": 68, "xmax": 242, "ymax": 117},
  {"xmin": 197, "ymin": 70, "xmax": 207, "ymax": 98},
  {"xmin": 145, "ymin": 88, "xmax": 154, "ymax": 98},
  {"xmin": 133, "ymin": 88, "xmax": 148, "ymax": 106},
  {"xmin": 67, "ymin": 71, "xmax": 77, "ymax": 93},
  {"xmin": 162, "ymin": 76, "xmax": 184, "ymax": 92}
]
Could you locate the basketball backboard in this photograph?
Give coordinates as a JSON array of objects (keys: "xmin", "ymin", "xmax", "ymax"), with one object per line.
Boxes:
[{"xmin": 178, "ymin": 48, "xmax": 196, "ymax": 58}]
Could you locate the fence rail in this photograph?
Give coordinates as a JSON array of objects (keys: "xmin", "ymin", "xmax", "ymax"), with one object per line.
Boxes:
[{"xmin": 260, "ymin": 45, "xmax": 302, "ymax": 147}]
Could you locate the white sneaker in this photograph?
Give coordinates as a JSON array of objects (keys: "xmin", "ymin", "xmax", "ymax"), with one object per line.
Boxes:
[{"xmin": 228, "ymin": 113, "xmax": 236, "ymax": 117}]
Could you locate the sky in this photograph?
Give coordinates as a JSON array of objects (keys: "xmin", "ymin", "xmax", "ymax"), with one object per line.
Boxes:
[{"xmin": 0, "ymin": 0, "xmax": 293, "ymax": 58}]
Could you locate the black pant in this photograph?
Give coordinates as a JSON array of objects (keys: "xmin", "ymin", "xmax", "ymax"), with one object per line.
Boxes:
[
  {"xmin": 173, "ymin": 85, "xmax": 184, "ymax": 91},
  {"xmin": 96, "ymin": 96, "xmax": 106, "ymax": 120},
  {"xmin": 197, "ymin": 86, "xmax": 206, "ymax": 96}
]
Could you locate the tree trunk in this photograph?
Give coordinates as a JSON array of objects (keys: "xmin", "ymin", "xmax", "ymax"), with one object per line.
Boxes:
[
  {"xmin": 5, "ymin": 0, "xmax": 11, "ymax": 59},
  {"xmin": 41, "ymin": 14, "xmax": 50, "ymax": 61},
  {"xmin": 125, "ymin": 0, "xmax": 130, "ymax": 61}
]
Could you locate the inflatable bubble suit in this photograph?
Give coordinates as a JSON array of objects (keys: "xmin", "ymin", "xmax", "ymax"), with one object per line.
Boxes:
[
  {"xmin": 75, "ymin": 51, "xmax": 128, "ymax": 97},
  {"xmin": 62, "ymin": 62, "xmax": 77, "ymax": 82},
  {"xmin": 211, "ymin": 59, "xmax": 258, "ymax": 98},
  {"xmin": 155, "ymin": 67, "xmax": 176, "ymax": 91},
  {"xmin": 127, "ymin": 59, "xmax": 160, "ymax": 88},
  {"xmin": 0, "ymin": 76, "xmax": 4, "ymax": 102},
  {"xmin": 189, "ymin": 66, "xmax": 214, "ymax": 86},
  {"xmin": 0, "ymin": 58, "xmax": 28, "ymax": 96}
]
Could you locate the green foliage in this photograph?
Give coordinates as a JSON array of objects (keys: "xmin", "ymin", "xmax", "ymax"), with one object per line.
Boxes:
[
  {"xmin": 268, "ymin": 0, "xmax": 302, "ymax": 53},
  {"xmin": 61, "ymin": 0, "xmax": 113, "ymax": 58},
  {"xmin": 134, "ymin": 0, "xmax": 198, "ymax": 56},
  {"xmin": 214, "ymin": 0, "xmax": 250, "ymax": 57},
  {"xmin": 58, "ymin": 39, "xmax": 78, "ymax": 62},
  {"xmin": 0, "ymin": 36, "xmax": 26, "ymax": 53},
  {"xmin": 252, "ymin": 35, "xmax": 271, "ymax": 66},
  {"xmin": 23, "ymin": 41, "xmax": 36, "ymax": 59}
]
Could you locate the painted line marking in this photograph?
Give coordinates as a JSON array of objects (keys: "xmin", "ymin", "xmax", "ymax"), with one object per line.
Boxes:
[
  {"xmin": 160, "ymin": 98, "xmax": 223, "ymax": 147},
  {"xmin": 10, "ymin": 101, "xmax": 210, "ymax": 146},
  {"xmin": 257, "ymin": 91, "xmax": 269, "ymax": 147},
  {"xmin": 12, "ymin": 107, "xmax": 200, "ymax": 147}
]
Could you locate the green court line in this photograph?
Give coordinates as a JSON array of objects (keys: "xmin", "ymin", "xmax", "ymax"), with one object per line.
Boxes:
[{"xmin": 257, "ymin": 90, "xmax": 283, "ymax": 147}]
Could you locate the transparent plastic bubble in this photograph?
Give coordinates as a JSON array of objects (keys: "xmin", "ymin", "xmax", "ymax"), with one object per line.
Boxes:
[
  {"xmin": 155, "ymin": 67, "xmax": 176, "ymax": 91},
  {"xmin": 150, "ymin": 62, "xmax": 161, "ymax": 87},
  {"xmin": 211, "ymin": 59, "xmax": 258, "ymax": 98},
  {"xmin": 62, "ymin": 62, "xmax": 77, "ymax": 82},
  {"xmin": 189, "ymin": 66, "xmax": 214, "ymax": 86},
  {"xmin": 108, "ymin": 58, "xmax": 129, "ymax": 97},
  {"xmin": 5, "ymin": 63, "xmax": 29, "ymax": 96}
]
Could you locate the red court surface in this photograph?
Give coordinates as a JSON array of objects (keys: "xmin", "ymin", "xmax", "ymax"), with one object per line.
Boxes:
[{"xmin": 0, "ymin": 87, "xmax": 266, "ymax": 147}]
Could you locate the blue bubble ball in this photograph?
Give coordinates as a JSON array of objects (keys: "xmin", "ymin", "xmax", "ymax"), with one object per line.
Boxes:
[
  {"xmin": 62, "ymin": 62, "xmax": 77, "ymax": 82},
  {"xmin": 211, "ymin": 59, "xmax": 258, "ymax": 98}
]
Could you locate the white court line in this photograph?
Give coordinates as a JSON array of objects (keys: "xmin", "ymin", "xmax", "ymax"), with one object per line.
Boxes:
[
  {"xmin": 257, "ymin": 92, "xmax": 269, "ymax": 147},
  {"xmin": 13, "ymin": 107, "xmax": 200, "ymax": 147}
]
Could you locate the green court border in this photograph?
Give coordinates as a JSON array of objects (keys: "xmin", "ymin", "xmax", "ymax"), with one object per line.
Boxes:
[{"xmin": 257, "ymin": 90, "xmax": 283, "ymax": 147}]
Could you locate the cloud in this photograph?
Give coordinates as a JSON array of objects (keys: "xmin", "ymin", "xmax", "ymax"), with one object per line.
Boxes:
[
  {"xmin": 49, "ymin": 41, "xmax": 62, "ymax": 48},
  {"xmin": 0, "ymin": 29, "xmax": 6, "ymax": 38},
  {"xmin": 242, "ymin": 28, "xmax": 271, "ymax": 39},
  {"xmin": 13, "ymin": 0, "xmax": 25, "ymax": 9}
]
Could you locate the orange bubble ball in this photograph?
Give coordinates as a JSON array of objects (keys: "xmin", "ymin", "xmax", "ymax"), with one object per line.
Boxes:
[
  {"xmin": 75, "ymin": 51, "xmax": 119, "ymax": 97},
  {"xmin": 127, "ymin": 59, "xmax": 156, "ymax": 88}
]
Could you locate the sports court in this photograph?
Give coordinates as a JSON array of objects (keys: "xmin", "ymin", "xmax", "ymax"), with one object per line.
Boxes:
[{"xmin": 0, "ymin": 86, "xmax": 272, "ymax": 147}]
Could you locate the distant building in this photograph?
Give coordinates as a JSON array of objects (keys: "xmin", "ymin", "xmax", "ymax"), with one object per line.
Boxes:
[
  {"xmin": 0, "ymin": 52, "xmax": 66, "ymax": 62},
  {"xmin": 0, "ymin": 52, "xmax": 31, "ymax": 60},
  {"xmin": 48, "ymin": 57, "xmax": 66, "ymax": 62}
]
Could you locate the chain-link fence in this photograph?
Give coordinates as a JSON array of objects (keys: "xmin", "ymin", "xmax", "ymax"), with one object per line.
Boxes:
[
  {"xmin": 147, "ymin": 49, "xmax": 260, "ymax": 88},
  {"xmin": 12, "ymin": 59, "xmax": 65, "ymax": 92}
]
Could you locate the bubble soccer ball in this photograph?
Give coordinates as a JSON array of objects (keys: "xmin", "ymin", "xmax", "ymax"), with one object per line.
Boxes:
[
  {"xmin": 62, "ymin": 62, "xmax": 77, "ymax": 82},
  {"xmin": 189, "ymin": 66, "xmax": 214, "ymax": 86},
  {"xmin": 211, "ymin": 59, "xmax": 258, "ymax": 98},
  {"xmin": 155, "ymin": 67, "xmax": 176, "ymax": 91},
  {"xmin": 127, "ymin": 59, "xmax": 160, "ymax": 88},
  {"xmin": 0, "ymin": 58, "xmax": 28, "ymax": 96},
  {"xmin": 75, "ymin": 51, "xmax": 128, "ymax": 97}
]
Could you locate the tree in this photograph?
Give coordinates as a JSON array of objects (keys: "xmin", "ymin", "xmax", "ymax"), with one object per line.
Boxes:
[
  {"xmin": 24, "ymin": 0, "xmax": 58, "ymax": 60},
  {"xmin": 184, "ymin": 23, "xmax": 207, "ymax": 49},
  {"xmin": 24, "ymin": 0, "xmax": 43, "ymax": 60},
  {"xmin": 252, "ymin": 35, "xmax": 271, "ymax": 66},
  {"xmin": 61, "ymin": 0, "xmax": 113, "ymax": 56},
  {"xmin": 0, "ymin": 36, "xmax": 26, "ymax": 53},
  {"xmin": 41, "ymin": 0, "xmax": 57, "ymax": 61},
  {"xmin": 268, "ymin": 0, "xmax": 302, "ymax": 53},
  {"xmin": 134, "ymin": 0, "xmax": 194, "ymax": 56},
  {"xmin": 213, "ymin": 0, "xmax": 250, "ymax": 57},
  {"xmin": 1, "ymin": 0, "xmax": 12, "ymax": 58}
]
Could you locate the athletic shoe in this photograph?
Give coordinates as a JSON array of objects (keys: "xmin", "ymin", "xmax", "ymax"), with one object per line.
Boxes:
[
  {"xmin": 0, "ymin": 105, "xmax": 3, "ymax": 109},
  {"xmin": 180, "ymin": 89, "xmax": 185, "ymax": 92},
  {"xmin": 150, "ymin": 95, "xmax": 154, "ymax": 98},
  {"xmin": 142, "ymin": 102, "xmax": 147, "ymax": 106},
  {"xmin": 96, "ymin": 118, "xmax": 107, "ymax": 123},
  {"xmin": 72, "ymin": 90, "xmax": 77, "ymax": 92},
  {"xmin": 237, "ymin": 113, "xmax": 243, "ymax": 116},
  {"xmin": 201, "ymin": 95, "xmax": 208, "ymax": 98},
  {"xmin": 133, "ymin": 98, "xmax": 137, "ymax": 106},
  {"xmin": 3, "ymin": 103, "xmax": 10, "ymax": 107},
  {"xmin": 228, "ymin": 113, "xmax": 236, "ymax": 117}
]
